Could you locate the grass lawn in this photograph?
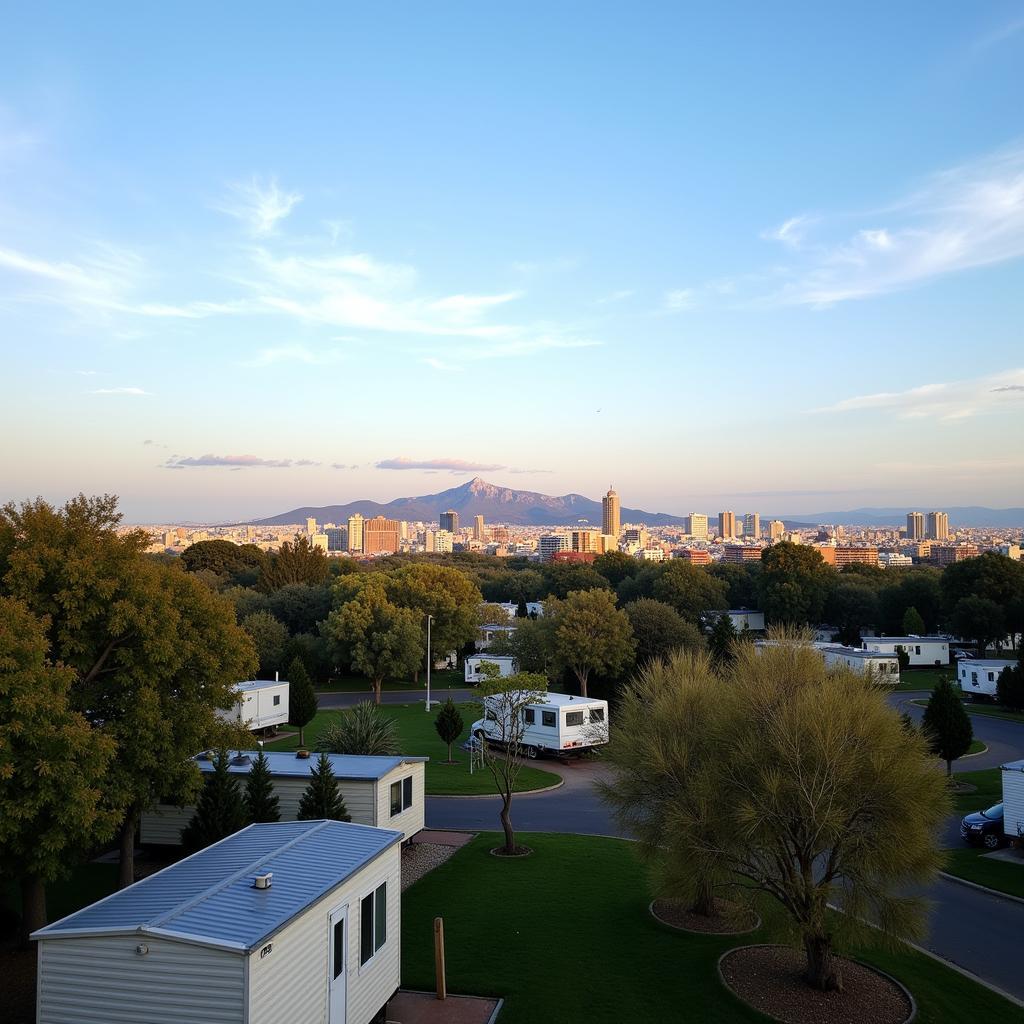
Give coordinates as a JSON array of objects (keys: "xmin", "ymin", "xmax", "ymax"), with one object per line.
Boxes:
[
  {"xmin": 2, "ymin": 862, "xmax": 119, "ymax": 932},
  {"xmin": 267, "ymin": 703, "xmax": 561, "ymax": 796},
  {"xmin": 400, "ymin": 833, "xmax": 1024, "ymax": 1024},
  {"xmin": 315, "ymin": 669, "xmax": 465, "ymax": 693},
  {"xmin": 894, "ymin": 667, "xmax": 957, "ymax": 692},
  {"xmin": 911, "ymin": 698, "xmax": 1024, "ymax": 725},
  {"xmin": 942, "ymin": 846, "xmax": 1024, "ymax": 900},
  {"xmin": 952, "ymin": 767, "xmax": 1002, "ymax": 816},
  {"xmin": 965, "ymin": 739, "xmax": 987, "ymax": 756}
]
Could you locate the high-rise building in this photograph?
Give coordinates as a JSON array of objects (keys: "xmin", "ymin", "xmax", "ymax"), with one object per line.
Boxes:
[
  {"xmin": 686, "ymin": 513, "xmax": 708, "ymax": 541},
  {"xmin": 744, "ymin": 513, "xmax": 761, "ymax": 540},
  {"xmin": 723, "ymin": 545, "xmax": 762, "ymax": 564},
  {"xmin": 602, "ymin": 487, "xmax": 621, "ymax": 537},
  {"xmin": 623, "ymin": 527, "xmax": 649, "ymax": 548},
  {"xmin": 325, "ymin": 527, "xmax": 348, "ymax": 552},
  {"xmin": 440, "ymin": 509, "xmax": 459, "ymax": 534},
  {"xmin": 539, "ymin": 533, "xmax": 569, "ymax": 563},
  {"xmin": 433, "ymin": 529, "xmax": 454, "ymax": 554},
  {"xmin": 926, "ymin": 511, "xmax": 949, "ymax": 541},
  {"xmin": 718, "ymin": 511, "xmax": 736, "ymax": 539},
  {"xmin": 767, "ymin": 520, "xmax": 785, "ymax": 542},
  {"xmin": 310, "ymin": 533, "xmax": 329, "ymax": 553},
  {"xmin": 346, "ymin": 513, "xmax": 364, "ymax": 553},
  {"xmin": 472, "ymin": 514, "xmax": 485, "ymax": 541},
  {"xmin": 906, "ymin": 512, "xmax": 924, "ymax": 541},
  {"xmin": 305, "ymin": 517, "xmax": 318, "ymax": 536},
  {"xmin": 599, "ymin": 533, "xmax": 618, "ymax": 554},
  {"xmin": 363, "ymin": 516, "xmax": 401, "ymax": 555},
  {"xmin": 675, "ymin": 548, "xmax": 711, "ymax": 564},
  {"xmin": 571, "ymin": 529, "xmax": 601, "ymax": 554}
]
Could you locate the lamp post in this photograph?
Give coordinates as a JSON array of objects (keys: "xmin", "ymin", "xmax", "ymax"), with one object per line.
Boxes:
[{"xmin": 425, "ymin": 613, "xmax": 433, "ymax": 712}]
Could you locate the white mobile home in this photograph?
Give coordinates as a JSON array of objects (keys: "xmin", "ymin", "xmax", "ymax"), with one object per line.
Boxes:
[
  {"xmin": 142, "ymin": 752, "xmax": 426, "ymax": 846},
  {"xmin": 708, "ymin": 609, "xmax": 765, "ymax": 632},
  {"xmin": 217, "ymin": 680, "xmax": 290, "ymax": 732},
  {"xmin": 861, "ymin": 636, "xmax": 949, "ymax": 666},
  {"xmin": 471, "ymin": 691, "xmax": 609, "ymax": 759},
  {"xmin": 465, "ymin": 654, "xmax": 518, "ymax": 683},
  {"xmin": 958, "ymin": 659, "xmax": 1017, "ymax": 700},
  {"xmin": 1002, "ymin": 760, "xmax": 1024, "ymax": 840},
  {"xmin": 477, "ymin": 623, "xmax": 518, "ymax": 650},
  {"xmin": 33, "ymin": 820, "xmax": 402, "ymax": 1024},
  {"xmin": 816, "ymin": 644, "xmax": 900, "ymax": 683}
]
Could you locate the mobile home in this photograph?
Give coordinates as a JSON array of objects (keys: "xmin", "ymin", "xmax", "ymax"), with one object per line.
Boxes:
[
  {"xmin": 477, "ymin": 623, "xmax": 518, "ymax": 650},
  {"xmin": 861, "ymin": 636, "xmax": 949, "ymax": 666},
  {"xmin": 142, "ymin": 752, "xmax": 426, "ymax": 845},
  {"xmin": 465, "ymin": 654, "xmax": 518, "ymax": 683},
  {"xmin": 958, "ymin": 659, "xmax": 1017, "ymax": 700},
  {"xmin": 704, "ymin": 609, "xmax": 766, "ymax": 632},
  {"xmin": 217, "ymin": 679, "xmax": 290, "ymax": 732},
  {"xmin": 33, "ymin": 820, "xmax": 402, "ymax": 1024},
  {"xmin": 817, "ymin": 644, "xmax": 900, "ymax": 683},
  {"xmin": 471, "ymin": 691, "xmax": 609, "ymax": 759},
  {"xmin": 1002, "ymin": 760, "xmax": 1024, "ymax": 841}
]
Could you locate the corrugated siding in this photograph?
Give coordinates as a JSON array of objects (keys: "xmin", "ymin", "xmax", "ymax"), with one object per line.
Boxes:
[
  {"xmin": 141, "ymin": 803, "xmax": 193, "ymax": 845},
  {"xmin": 375, "ymin": 764, "xmax": 425, "ymax": 839},
  {"xmin": 1003, "ymin": 768, "xmax": 1024, "ymax": 838},
  {"xmin": 248, "ymin": 846, "xmax": 401, "ymax": 1024},
  {"xmin": 37, "ymin": 935, "xmax": 243, "ymax": 1024}
]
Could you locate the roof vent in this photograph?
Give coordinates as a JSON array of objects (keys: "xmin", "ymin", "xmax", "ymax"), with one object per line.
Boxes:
[
  {"xmin": 231, "ymin": 754, "xmax": 252, "ymax": 767},
  {"xmin": 253, "ymin": 872, "xmax": 273, "ymax": 890}
]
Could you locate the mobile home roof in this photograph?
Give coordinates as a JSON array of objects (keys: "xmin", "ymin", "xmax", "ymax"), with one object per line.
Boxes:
[
  {"xmin": 196, "ymin": 751, "xmax": 428, "ymax": 780},
  {"xmin": 235, "ymin": 679, "xmax": 287, "ymax": 692},
  {"xmin": 32, "ymin": 820, "xmax": 401, "ymax": 952}
]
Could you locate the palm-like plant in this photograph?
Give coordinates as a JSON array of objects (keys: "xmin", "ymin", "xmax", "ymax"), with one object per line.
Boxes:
[{"xmin": 315, "ymin": 701, "xmax": 401, "ymax": 756}]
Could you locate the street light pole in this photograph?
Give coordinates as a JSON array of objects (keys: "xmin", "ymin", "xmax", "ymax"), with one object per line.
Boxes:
[{"xmin": 425, "ymin": 614, "xmax": 433, "ymax": 712}]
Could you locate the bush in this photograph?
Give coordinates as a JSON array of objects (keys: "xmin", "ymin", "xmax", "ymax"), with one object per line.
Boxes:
[{"xmin": 315, "ymin": 701, "xmax": 401, "ymax": 756}]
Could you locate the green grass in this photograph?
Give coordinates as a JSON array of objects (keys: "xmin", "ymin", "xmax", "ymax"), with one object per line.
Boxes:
[
  {"xmin": 2, "ymin": 862, "xmax": 119, "ymax": 931},
  {"xmin": 965, "ymin": 739, "xmax": 987, "ymax": 756},
  {"xmin": 400, "ymin": 832, "xmax": 1024, "ymax": 1024},
  {"xmin": 911, "ymin": 697, "xmax": 1024, "ymax": 724},
  {"xmin": 951, "ymin": 767, "xmax": 1002, "ymax": 815},
  {"xmin": 314, "ymin": 669, "xmax": 466, "ymax": 693},
  {"xmin": 268, "ymin": 703, "xmax": 561, "ymax": 796},
  {"xmin": 942, "ymin": 846, "xmax": 1024, "ymax": 900},
  {"xmin": 894, "ymin": 667, "xmax": 957, "ymax": 691}
]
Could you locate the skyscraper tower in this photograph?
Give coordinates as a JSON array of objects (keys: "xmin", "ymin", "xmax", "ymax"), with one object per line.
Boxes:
[
  {"xmin": 744, "ymin": 512, "xmax": 761, "ymax": 540},
  {"xmin": 440, "ymin": 509, "xmax": 459, "ymax": 533},
  {"xmin": 602, "ymin": 487, "xmax": 621, "ymax": 537},
  {"xmin": 926, "ymin": 511, "xmax": 949, "ymax": 541},
  {"xmin": 347, "ymin": 513, "xmax": 364, "ymax": 553},
  {"xmin": 718, "ymin": 511, "xmax": 736, "ymax": 539},
  {"xmin": 906, "ymin": 512, "xmax": 924, "ymax": 541},
  {"xmin": 473, "ymin": 514, "xmax": 485, "ymax": 541}
]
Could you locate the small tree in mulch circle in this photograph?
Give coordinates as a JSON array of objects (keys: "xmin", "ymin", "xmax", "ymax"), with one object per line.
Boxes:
[
  {"xmin": 244, "ymin": 750, "xmax": 280, "ymax": 824},
  {"xmin": 434, "ymin": 698, "xmax": 464, "ymax": 763},
  {"xmin": 922, "ymin": 677, "xmax": 974, "ymax": 776},
  {"xmin": 181, "ymin": 749, "xmax": 247, "ymax": 851},
  {"xmin": 297, "ymin": 753, "xmax": 351, "ymax": 822}
]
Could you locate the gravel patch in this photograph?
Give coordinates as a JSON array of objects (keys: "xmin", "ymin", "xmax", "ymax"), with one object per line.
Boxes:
[
  {"xmin": 720, "ymin": 945, "xmax": 914, "ymax": 1024},
  {"xmin": 402, "ymin": 842, "xmax": 458, "ymax": 892}
]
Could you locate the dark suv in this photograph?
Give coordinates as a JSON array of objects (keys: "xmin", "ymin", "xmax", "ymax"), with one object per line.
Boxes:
[{"xmin": 960, "ymin": 803, "xmax": 1005, "ymax": 849}]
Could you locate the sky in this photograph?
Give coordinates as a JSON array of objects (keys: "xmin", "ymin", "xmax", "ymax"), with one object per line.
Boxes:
[{"xmin": 1, "ymin": 2, "xmax": 1023, "ymax": 523}]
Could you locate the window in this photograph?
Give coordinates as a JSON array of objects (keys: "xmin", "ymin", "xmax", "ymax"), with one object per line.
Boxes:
[
  {"xmin": 360, "ymin": 883, "xmax": 387, "ymax": 965},
  {"xmin": 988, "ymin": 672, "xmax": 995, "ymax": 682},
  {"xmin": 273, "ymin": 695, "xmax": 281, "ymax": 706},
  {"xmin": 565, "ymin": 711, "xmax": 584, "ymax": 727},
  {"xmin": 590, "ymin": 708, "xmax": 605, "ymax": 723},
  {"xmin": 971, "ymin": 672, "xmax": 978, "ymax": 683},
  {"xmin": 390, "ymin": 776, "xmax": 414, "ymax": 817},
  {"xmin": 333, "ymin": 918, "xmax": 345, "ymax": 979},
  {"xmin": 915, "ymin": 646, "xmax": 921, "ymax": 655},
  {"xmin": 524, "ymin": 708, "xmax": 535, "ymax": 725},
  {"xmin": 541, "ymin": 711, "xmax": 556, "ymax": 728}
]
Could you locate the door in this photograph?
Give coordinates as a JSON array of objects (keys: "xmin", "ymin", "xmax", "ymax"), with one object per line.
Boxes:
[{"xmin": 328, "ymin": 904, "xmax": 347, "ymax": 1024}]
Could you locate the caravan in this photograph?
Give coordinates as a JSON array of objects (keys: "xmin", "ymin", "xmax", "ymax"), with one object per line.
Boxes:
[{"xmin": 470, "ymin": 691, "xmax": 609, "ymax": 760}]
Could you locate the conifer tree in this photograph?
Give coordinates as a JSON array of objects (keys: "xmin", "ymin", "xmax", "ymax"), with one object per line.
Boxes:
[
  {"xmin": 297, "ymin": 753, "xmax": 351, "ymax": 821},
  {"xmin": 515, "ymin": 597, "xmax": 528, "ymax": 618},
  {"xmin": 902, "ymin": 605, "xmax": 926, "ymax": 636},
  {"xmin": 707, "ymin": 612, "xmax": 738, "ymax": 664},
  {"xmin": 922, "ymin": 678, "xmax": 974, "ymax": 776},
  {"xmin": 288, "ymin": 656, "xmax": 318, "ymax": 746},
  {"xmin": 244, "ymin": 750, "xmax": 280, "ymax": 823},
  {"xmin": 434, "ymin": 698, "xmax": 465, "ymax": 763},
  {"xmin": 182, "ymin": 749, "xmax": 247, "ymax": 850}
]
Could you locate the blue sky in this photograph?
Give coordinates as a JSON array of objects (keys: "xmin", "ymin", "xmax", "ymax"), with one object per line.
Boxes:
[{"xmin": 1, "ymin": 3, "xmax": 1023, "ymax": 522}]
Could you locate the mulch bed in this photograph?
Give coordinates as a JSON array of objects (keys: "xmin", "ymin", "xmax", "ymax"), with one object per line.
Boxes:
[
  {"xmin": 652, "ymin": 897, "xmax": 759, "ymax": 935},
  {"xmin": 720, "ymin": 945, "xmax": 913, "ymax": 1024},
  {"xmin": 489, "ymin": 845, "xmax": 533, "ymax": 858}
]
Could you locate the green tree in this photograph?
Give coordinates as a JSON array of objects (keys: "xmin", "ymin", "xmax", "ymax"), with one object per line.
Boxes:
[
  {"xmin": 624, "ymin": 598, "xmax": 702, "ymax": 667},
  {"xmin": 244, "ymin": 750, "xmax": 281, "ymax": 823},
  {"xmin": 547, "ymin": 589, "xmax": 636, "ymax": 697},
  {"xmin": 541, "ymin": 560, "xmax": 612, "ymax": 599},
  {"xmin": 266, "ymin": 583, "xmax": 332, "ymax": 634},
  {"xmin": 315, "ymin": 701, "xmax": 401, "ymax": 755},
  {"xmin": 707, "ymin": 561, "xmax": 762, "ymax": 609},
  {"xmin": 288, "ymin": 656, "xmax": 318, "ymax": 746},
  {"xmin": 941, "ymin": 552, "xmax": 1024, "ymax": 640},
  {"xmin": 878, "ymin": 569, "xmax": 942, "ymax": 633},
  {"xmin": 759, "ymin": 541, "xmax": 834, "ymax": 625},
  {"xmin": 902, "ymin": 605, "xmax": 926, "ymax": 635},
  {"xmin": 260, "ymin": 534, "xmax": 330, "ymax": 592},
  {"xmin": 824, "ymin": 582, "xmax": 879, "ymax": 646},
  {"xmin": 487, "ymin": 614, "xmax": 555, "ymax": 676},
  {"xmin": 0, "ymin": 597, "xmax": 118, "ymax": 939},
  {"xmin": 997, "ymin": 653, "xmax": 1024, "ymax": 712},
  {"xmin": 182, "ymin": 750, "xmax": 248, "ymax": 851},
  {"xmin": 950, "ymin": 595, "xmax": 1006, "ymax": 657},
  {"xmin": 651, "ymin": 560, "xmax": 728, "ymax": 624},
  {"xmin": 297, "ymin": 753, "xmax": 351, "ymax": 821},
  {"xmin": 324, "ymin": 579, "xmax": 423, "ymax": 703},
  {"xmin": 515, "ymin": 597, "xmax": 528, "ymax": 618},
  {"xmin": 434, "ymin": 698, "xmax": 465, "ymax": 763},
  {"xmin": 707, "ymin": 611, "xmax": 738, "ymax": 663},
  {"xmin": 593, "ymin": 550, "xmax": 643, "ymax": 588},
  {"xmin": 922, "ymin": 678, "xmax": 974, "ymax": 776},
  {"xmin": 180, "ymin": 539, "xmax": 267, "ymax": 587},
  {"xmin": 241, "ymin": 609, "xmax": 290, "ymax": 677}
]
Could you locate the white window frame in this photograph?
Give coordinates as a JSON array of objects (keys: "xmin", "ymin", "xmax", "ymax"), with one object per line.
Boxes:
[
  {"xmin": 389, "ymin": 776, "xmax": 414, "ymax": 817},
  {"xmin": 359, "ymin": 882, "xmax": 388, "ymax": 970}
]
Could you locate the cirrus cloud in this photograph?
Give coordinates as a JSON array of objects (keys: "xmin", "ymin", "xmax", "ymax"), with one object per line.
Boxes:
[
  {"xmin": 375, "ymin": 457, "xmax": 505, "ymax": 473},
  {"xmin": 163, "ymin": 453, "xmax": 321, "ymax": 469}
]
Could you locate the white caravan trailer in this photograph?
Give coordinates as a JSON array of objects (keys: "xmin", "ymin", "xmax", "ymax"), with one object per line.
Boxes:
[
  {"xmin": 470, "ymin": 691, "xmax": 609, "ymax": 759},
  {"xmin": 860, "ymin": 636, "xmax": 949, "ymax": 666},
  {"xmin": 465, "ymin": 654, "xmax": 518, "ymax": 684},
  {"xmin": 816, "ymin": 644, "xmax": 900, "ymax": 683},
  {"xmin": 216, "ymin": 679, "xmax": 290, "ymax": 732},
  {"xmin": 958, "ymin": 659, "xmax": 1017, "ymax": 700},
  {"xmin": 1002, "ymin": 760, "xmax": 1024, "ymax": 840}
]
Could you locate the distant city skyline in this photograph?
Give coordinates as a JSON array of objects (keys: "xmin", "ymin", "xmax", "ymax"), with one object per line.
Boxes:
[{"xmin": 2, "ymin": 5, "xmax": 1024, "ymax": 521}]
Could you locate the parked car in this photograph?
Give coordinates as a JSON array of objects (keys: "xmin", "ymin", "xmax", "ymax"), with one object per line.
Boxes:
[{"xmin": 960, "ymin": 803, "xmax": 1005, "ymax": 849}]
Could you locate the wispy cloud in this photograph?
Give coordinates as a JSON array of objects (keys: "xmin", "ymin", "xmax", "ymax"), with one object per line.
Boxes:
[
  {"xmin": 91, "ymin": 386, "xmax": 151, "ymax": 395},
  {"xmin": 663, "ymin": 288, "xmax": 695, "ymax": 312},
  {"xmin": 970, "ymin": 17, "xmax": 1024, "ymax": 54},
  {"xmin": 243, "ymin": 344, "xmax": 348, "ymax": 368},
  {"xmin": 815, "ymin": 368, "xmax": 1024, "ymax": 421},
  {"xmin": 596, "ymin": 289, "xmax": 634, "ymax": 305},
  {"xmin": 214, "ymin": 177, "xmax": 302, "ymax": 236},
  {"xmin": 421, "ymin": 356, "xmax": 462, "ymax": 372},
  {"xmin": 764, "ymin": 144, "xmax": 1024, "ymax": 305},
  {"xmin": 760, "ymin": 215, "xmax": 814, "ymax": 249},
  {"xmin": 376, "ymin": 457, "xmax": 505, "ymax": 473},
  {"xmin": 163, "ymin": 453, "xmax": 321, "ymax": 469}
]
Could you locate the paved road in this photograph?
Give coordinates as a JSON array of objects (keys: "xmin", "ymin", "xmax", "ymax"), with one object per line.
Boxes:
[{"xmin": 428, "ymin": 699, "xmax": 1024, "ymax": 1002}]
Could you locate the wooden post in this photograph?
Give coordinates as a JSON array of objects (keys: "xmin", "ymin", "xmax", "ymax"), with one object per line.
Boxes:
[{"xmin": 433, "ymin": 916, "xmax": 447, "ymax": 1000}]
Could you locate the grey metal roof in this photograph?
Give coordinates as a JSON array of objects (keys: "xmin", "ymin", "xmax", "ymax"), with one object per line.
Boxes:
[
  {"xmin": 197, "ymin": 750, "xmax": 428, "ymax": 780},
  {"xmin": 33, "ymin": 820, "xmax": 401, "ymax": 951},
  {"xmin": 235, "ymin": 679, "xmax": 287, "ymax": 691}
]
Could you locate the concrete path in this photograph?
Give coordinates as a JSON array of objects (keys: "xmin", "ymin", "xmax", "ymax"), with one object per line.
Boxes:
[{"xmin": 318, "ymin": 688, "xmax": 476, "ymax": 709}]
